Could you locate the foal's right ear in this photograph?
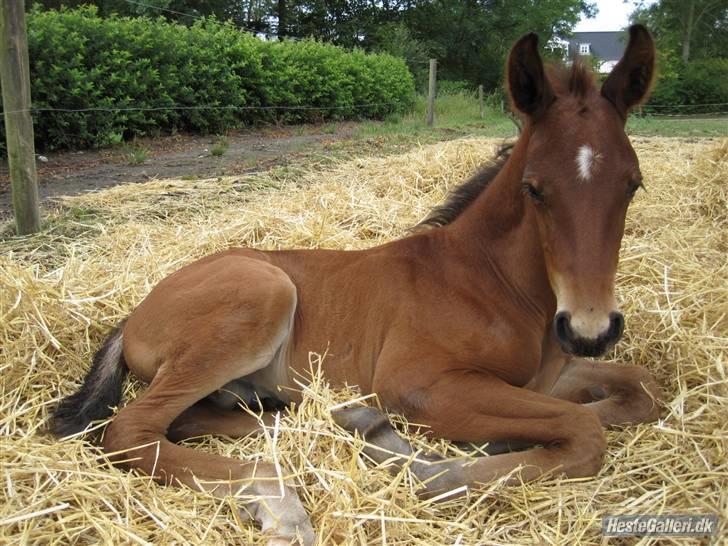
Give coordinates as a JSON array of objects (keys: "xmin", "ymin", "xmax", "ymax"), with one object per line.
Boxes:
[
  {"xmin": 507, "ymin": 33, "xmax": 554, "ymax": 119},
  {"xmin": 601, "ymin": 25, "xmax": 656, "ymax": 119}
]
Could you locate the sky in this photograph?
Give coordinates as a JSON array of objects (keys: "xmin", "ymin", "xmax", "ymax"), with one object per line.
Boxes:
[{"xmin": 574, "ymin": 0, "xmax": 646, "ymax": 32}]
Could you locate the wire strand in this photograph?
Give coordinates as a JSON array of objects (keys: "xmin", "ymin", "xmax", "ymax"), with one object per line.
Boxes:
[
  {"xmin": 124, "ymin": 0, "xmax": 205, "ymax": 21},
  {"xmin": 640, "ymin": 111, "xmax": 728, "ymax": 117},
  {"xmin": 0, "ymin": 101, "xmax": 406, "ymax": 117},
  {"xmin": 123, "ymin": 0, "xmax": 277, "ymax": 36},
  {"xmin": 644, "ymin": 102, "xmax": 728, "ymax": 109}
]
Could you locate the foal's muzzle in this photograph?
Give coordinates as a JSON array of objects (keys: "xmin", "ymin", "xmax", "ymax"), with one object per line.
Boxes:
[{"xmin": 554, "ymin": 311, "xmax": 624, "ymax": 357}]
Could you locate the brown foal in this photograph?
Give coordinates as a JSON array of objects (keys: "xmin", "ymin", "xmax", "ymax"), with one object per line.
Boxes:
[{"xmin": 52, "ymin": 26, "xmax": 661, "ymax": 546}]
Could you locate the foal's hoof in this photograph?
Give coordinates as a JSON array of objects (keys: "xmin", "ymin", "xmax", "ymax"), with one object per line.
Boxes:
[
  {"xmin": 252, "ymin": 479, "xmax": 315, "ymax": 546},
  {"xmin": 260, "ymin": 499, "xmax": 315, "ymax": 546},
  {"xmin": 266, "ymin": 526, "xmax": 315, "ymax": 546},
  {"xmin": 267, "ymin": 534, "xmax": 313, "ymax": 546},
  {"xmin": 261, "ymin": 510, "xmax": 315, "ymax": 546},
  {"xmin": 331, "ymin": 406, "xmax": 383, "ymax": 434}
]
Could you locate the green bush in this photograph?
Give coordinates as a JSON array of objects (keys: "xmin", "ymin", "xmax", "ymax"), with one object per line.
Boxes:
[
  {"xmin": 257, "ymin": 40, "xmax": 413, "ymax": 124},
  {"xmin": 437, "ymin": 80, "xmax": 474, "ymax": 96},
  {"xmin": 680, "ymin": 59, "xmax": 728, "ymax": 105},
  {"xmin": 646, "ymin": 52, "xmax": 728, "ymax": 114},
  {"xmin": 4, "ymin": 6, "xmax": 414, "ymax": 151},
  {"xmin": 372, "ymin": 23, "xmax": 432, "ymax": 92}
]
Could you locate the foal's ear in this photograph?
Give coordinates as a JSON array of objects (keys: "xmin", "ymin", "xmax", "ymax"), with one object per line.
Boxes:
[
  {"xmin": 601, "ymin": 25, "xmax": 656, "ymax": 119},
  {"xmin": 507, "ymin": 33, "xmax": 554, "ymax": 119}
]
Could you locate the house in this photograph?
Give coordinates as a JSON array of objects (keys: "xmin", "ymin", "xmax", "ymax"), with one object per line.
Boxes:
[{"xmin": 550, "ymin": 31, "xmax": 626, "ymax": 74}]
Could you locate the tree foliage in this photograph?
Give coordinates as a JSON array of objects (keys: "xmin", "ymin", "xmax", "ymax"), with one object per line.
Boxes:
[
  {"xmin": 28, "ymin": 0, "xmax": 596, "ymax": 91},
  {"xmin": 400, "ymin": 0, "xmax": 595, "ymax": 90},
  {"xmin": 631, "ymin": 0, "xmax": 728, "ymax": 63},
  {"xmin": 630, "ymin": 0, "xmax": 728, "ymax": 110}
]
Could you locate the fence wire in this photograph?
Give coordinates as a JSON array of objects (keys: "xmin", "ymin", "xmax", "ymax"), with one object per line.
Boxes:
[
  {"xmin": 123, "ymin": 0, "xmax": 286, "ymax": 40},
  {"xmin": 0, "ymin": 102, "xmax": 407, "ymax": 117}
]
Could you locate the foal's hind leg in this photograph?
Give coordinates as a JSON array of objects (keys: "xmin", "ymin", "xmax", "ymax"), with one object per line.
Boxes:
[
  {"xmin": 167, "ymin": 401, "xmax": 277, "ymax": 442},
  {"xmin": 549, "ymin": 359, "xmax": 661, "ymax": 426},
  {"xmin": 106, "ymin": 370, "xmax": 312, "ymax": 545},
  {"xmin": 105, "ymin": 257, "xmax": 313, "ymax": 545}
]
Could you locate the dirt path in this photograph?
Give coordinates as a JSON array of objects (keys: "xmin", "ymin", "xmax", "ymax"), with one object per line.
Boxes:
[{"xmin": 0, "ymin": 123, "xmax": 356, "ymax": 220}]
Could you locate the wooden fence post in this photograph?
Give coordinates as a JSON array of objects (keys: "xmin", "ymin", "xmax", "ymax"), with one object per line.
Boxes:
[
  {"xmin": 478, "ymin": 84, "xmax": 484, "ymax": 120},
  {"xmin": 426, "ymin": 59, "xmax": 437, "ymax": 126},
  {"xmin": 1, "ymin": 0, "xmax": 40, "ymax": 235}
]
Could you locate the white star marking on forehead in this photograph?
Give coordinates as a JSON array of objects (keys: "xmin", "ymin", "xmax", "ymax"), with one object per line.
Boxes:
[{"xmin": 576, "ymin": 145, "xmax": 601, "ymax": 182}]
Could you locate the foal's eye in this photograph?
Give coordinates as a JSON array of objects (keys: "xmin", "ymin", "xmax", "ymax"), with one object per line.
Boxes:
[
  {"xmin": 522, "ymin": 182, "xmax": 544, "ymax": 203},
  {"xmin": 627, "ymin": 180, "xmax": 643, "ymax": 199}
]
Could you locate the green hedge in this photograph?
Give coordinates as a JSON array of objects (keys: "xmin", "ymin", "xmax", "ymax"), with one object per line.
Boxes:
[
  {"xmin": 645, "ymin": 53, "xmax": 728, "ymax": 114},
  {"xmin": 436, "ymin": 80, "xmax": 475, "ymax": 96},
  {"xmin": 4, "ymin": 7, "xmax": 414, "ymax": 151}
]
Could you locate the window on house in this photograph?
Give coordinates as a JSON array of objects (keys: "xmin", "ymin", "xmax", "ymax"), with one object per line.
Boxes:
[{"xmin": 579, "ymin": 43, "xmax": 591, "ymax": 55}]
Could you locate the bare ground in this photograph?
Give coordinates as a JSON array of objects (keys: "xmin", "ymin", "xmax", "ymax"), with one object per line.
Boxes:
[{"xmin": 0, "ymin": 123, "xmax": 357, "ymax": 220}]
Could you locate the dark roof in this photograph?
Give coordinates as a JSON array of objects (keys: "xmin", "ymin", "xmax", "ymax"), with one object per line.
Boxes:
[{"xmin": 566, "ymin": 31, "xmax": 626, "ymax": 61}]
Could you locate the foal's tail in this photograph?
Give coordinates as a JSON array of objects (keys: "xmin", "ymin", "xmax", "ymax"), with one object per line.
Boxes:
[{"xmin": 50, "ymin": 321, "xmax": 128, "ymax": 437}]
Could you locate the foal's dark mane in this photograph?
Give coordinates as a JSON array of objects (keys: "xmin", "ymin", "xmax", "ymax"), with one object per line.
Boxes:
[
  {"xmin": 417, "ymin": 144, "xmax": 513, "ymax": 229},
  {"xmin": 417, "ymin": 60, "xmax": 596, "ymax": 230}
]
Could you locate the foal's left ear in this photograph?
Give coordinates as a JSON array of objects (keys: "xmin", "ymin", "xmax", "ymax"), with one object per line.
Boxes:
[
  {"xmin": 507, "ymin": 33, "xmax": 554, "ymax": 119},
  {"xmin": 601, "ymin": 25, "xmax": 656, "ymax": 119}
]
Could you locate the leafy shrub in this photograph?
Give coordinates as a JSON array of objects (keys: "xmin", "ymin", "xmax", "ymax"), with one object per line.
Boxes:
[
  {"xmin": 257, "ymin": 40, "xmax": 413, "ymax": 124},
  {"xmin": 437, "ymin": 80, "xmax": 474, "ymax": 96},
  {"xmin": 373, "ymin": 23, "xmax": 433, "ymax": 92},
  {"xmin": 3, "ymin": 6, "xmax": 414, "ymax": 152},
  {"xmin": 646, "ymin": 52, "xmax": 728, "ymax": 114},
  {"xmin": 680, "ymin": 59, "xmax": 728, "ymax": 106}
]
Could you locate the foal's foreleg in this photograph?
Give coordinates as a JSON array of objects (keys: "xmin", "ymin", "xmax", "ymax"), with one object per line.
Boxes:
[
  {"xmin": 337, "ymin": 371, "xmax": 607, "ymax": 498},
  {"xmin": 549, "ymin": 359, "xmax": 661, "ymax": 426},
  {"xmin": 332, "ymin": 406, "xmax": 466, "ymax": 495}
]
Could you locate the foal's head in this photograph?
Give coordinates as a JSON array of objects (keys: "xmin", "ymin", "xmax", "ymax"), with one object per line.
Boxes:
[{"xmin": 507, "ymin": 26, "xmax": 655, "ymax": 357}]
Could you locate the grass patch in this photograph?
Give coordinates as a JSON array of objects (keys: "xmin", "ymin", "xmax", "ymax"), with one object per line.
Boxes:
[
  {"xmin": 122, "ymin": 143, "xmax": 150, "ymax": 165},
  {"xmin": 323, "ymin": 122, "xmax": 339, "ymax": 135},
  {"xmin": 2, "ymin": 204, "xmax": 104, "ymax": 243},
  {"xmin": 210, "ymin": 135, "xmax": 229, "ymax": 157},
  {"xmin": 355, "ymin": 93, "xmax": 726, "ymax": 143},
  {"xmin": 627, "ymin": 115, "xmax": 728, "ymax": 137},
  {"xmin": 355, "ymin": 93, "xmax": 518, "ymax": 143},
  {"xmin": 0, "ymin": 204, "xmax": 108, "ymax": 267}
]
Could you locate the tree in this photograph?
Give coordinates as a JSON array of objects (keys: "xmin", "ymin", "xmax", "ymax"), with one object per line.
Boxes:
[
  {"xmin": 28, "ymin": 1, "xmax": 235, "ymax": 23},
  {"xmin": 374, "ymin": 22, "xmax": 432, "ymax": 89},
  {"xmin": 401, "ymin": 0, "xmax": 595, "ymax": 89},
  {"xmin": 630, "ymin": 0, "xmax": 727, "ymax": 110},
  {"xmin": 631, "ymin": 0, "xmax": 728, "ymax": 63},
  {"xmin": 277, "ymin": 0, "xmax": 286, "ymax": 38}
]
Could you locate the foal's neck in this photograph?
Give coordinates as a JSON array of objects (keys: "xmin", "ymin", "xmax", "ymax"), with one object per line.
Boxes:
[{"xmin": 443, "ymin": 126, "xmax": 556, "ymax": 322}]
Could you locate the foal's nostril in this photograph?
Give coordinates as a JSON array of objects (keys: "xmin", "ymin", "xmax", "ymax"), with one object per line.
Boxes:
[
  {"xmin": 555, "ymin": 310, "xmax": 623, "ymax": 357},
  {"xmin": 554, "ymin": 311, "xmax": 573, "ymax": 343},
  {"xmin": 608, "ymin": 311, "xmax": 625, "ymax": 341}
]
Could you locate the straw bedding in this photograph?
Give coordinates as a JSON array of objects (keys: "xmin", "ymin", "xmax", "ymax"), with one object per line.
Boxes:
[{"xmin": 1, "ymin": 136, "xmax": 726, "ymax": 544}]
